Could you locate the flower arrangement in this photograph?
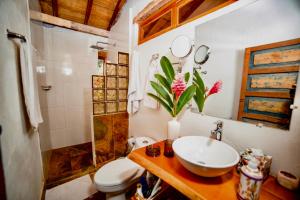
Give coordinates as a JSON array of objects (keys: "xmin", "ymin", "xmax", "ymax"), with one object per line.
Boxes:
[
  {"xmin": 193, "ymin": 69, "xmax": 222, "ymax": 112},
  {"xmin": 147, "ymin": 56, "xmax": 196, "ymax": 117}
]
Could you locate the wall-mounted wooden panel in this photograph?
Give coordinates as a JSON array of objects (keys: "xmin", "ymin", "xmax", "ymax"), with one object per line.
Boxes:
[
  {"xmin": 246, "ymin": 97, "xmax": 291, "ymax": 115},
  {"xmin": 248, "ymin": 73, "xmax": 298, "ymax": 90},
  {"xmin": 238, "ymin": 38, "xmax": 300, "ymax": 130},
  {"xmin": 254, "ymin": 49, "xmax": 300, "ymax": 65}
]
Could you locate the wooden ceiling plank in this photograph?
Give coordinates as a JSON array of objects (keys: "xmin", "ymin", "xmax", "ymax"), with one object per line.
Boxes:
[
  {"xmin": 84, "ymin": 0, "xmax": 93, "ymax": 24},
  {"xmin": 52, "ymin": 0, "xmax": 58, "ymax": 16},
  {"xmin": 107, "ymin": 0, "xmax": 125, "ymax": 31},
  {"xmin": 30, "ymin": 10, "xmax": 109, "ymax": 37}
]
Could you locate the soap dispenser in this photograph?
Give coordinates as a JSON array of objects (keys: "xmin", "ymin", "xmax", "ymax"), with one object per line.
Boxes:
[{"xmin": 238, "ymin": 159, "xmax": 263, "ymax": 200}]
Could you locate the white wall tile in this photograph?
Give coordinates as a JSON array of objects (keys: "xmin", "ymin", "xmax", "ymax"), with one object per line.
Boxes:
[{"xmin": 34, "ymin": 25, "xmax": 103, "ymax": 149}]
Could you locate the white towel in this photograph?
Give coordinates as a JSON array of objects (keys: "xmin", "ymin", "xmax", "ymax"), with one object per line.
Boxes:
[
  {"xmin": 127, "ymin": 51, "xmax": 143, "ymax": 114},
  {"xmin": 18, "ymin": 41, "xmax": 43, "ymax": 129},
  {"xmin": 143, "ymin": 57, "xmax": 160, "ymax": 109}
]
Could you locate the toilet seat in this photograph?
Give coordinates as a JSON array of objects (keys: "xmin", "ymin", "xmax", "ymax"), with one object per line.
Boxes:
[{"xmin": 94, "ymin": 158, "xmax": 144, "ymax": 192}]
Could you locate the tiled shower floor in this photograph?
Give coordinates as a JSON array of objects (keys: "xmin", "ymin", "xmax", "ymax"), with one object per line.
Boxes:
[{"xmin": 46, "ymin": 142, "xmax": 97, "ymax": 188}]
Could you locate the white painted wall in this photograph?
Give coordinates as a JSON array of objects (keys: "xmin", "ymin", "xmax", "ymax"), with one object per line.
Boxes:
[
  {"xmin": 31, "ymin": 24, "xmax": 107, "ymax": 150},
  {"xmin": 125, "ymin": 0, "xmax": 300, "ymax": 176},
  {"xmin": 107, "ymin": 2, "xmax": 131, "ymax": 63},
  {"xmin": 0, "ymin": 0, "xmax": 43, "ymax": 199}
]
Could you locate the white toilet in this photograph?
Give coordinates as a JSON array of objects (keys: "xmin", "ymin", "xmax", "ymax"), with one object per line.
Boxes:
[{"xmin": 94, "ymin": 137, "xmax": 156, "ymax": 200}]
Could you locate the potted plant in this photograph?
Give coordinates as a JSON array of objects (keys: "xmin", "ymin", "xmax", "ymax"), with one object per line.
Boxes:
[{"xmin": 147, "ymin": 56, "xmax": 196, "ymax": 140}]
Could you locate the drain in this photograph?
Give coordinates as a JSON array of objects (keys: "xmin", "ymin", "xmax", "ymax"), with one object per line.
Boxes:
[{"xmin": 197, "ymin": 161, "xmax": 206, "ymax": 165}]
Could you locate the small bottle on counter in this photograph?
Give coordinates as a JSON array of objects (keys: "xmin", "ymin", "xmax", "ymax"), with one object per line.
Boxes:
[{"xmin": 238, "ymin": 159, "xmax": 263, "ymax": 200}]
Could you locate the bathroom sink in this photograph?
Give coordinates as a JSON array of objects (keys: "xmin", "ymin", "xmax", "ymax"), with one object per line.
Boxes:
[{"xmin": 172, "ymin": 136, "xmax": 240, "ymax": 177}]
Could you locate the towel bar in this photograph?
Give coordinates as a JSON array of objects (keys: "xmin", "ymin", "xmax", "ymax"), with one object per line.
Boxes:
[{"xmin": 7, "ymin": 29, "xmax": 26, "ymax": 43}]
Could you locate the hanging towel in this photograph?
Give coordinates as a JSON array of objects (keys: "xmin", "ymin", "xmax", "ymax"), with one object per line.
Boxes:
[
  {"xmin": 143, "ymin": 56, "xmax": 160, "ymax": 109},
  {"xmin": 17, "ymin": 40, "xmax": 43, "ymax": 129},
  {"xmin": 127, "ymin": 50, "xmax": 143, "ymax": 114}
]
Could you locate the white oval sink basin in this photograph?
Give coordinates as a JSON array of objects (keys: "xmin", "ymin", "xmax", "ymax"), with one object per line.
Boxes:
[{"xmin": 173, "ymin": 136, "xmax": 240, "ymax": 177}]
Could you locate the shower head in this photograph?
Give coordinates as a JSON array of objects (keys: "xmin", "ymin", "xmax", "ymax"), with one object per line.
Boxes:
[{"xmin": 90, "ymin": 45, "xmax": 104, "ymax": 50}]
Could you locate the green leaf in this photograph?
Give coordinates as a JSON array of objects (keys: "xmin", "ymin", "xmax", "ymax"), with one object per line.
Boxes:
[
  {"xmin": 184, "ymin": 72, "xmax": 190, "ymax": 83},
  {"xmin": 154, "ymin": 74, "xmax": 171, "ymax": 93},
  {"xmin": 193, "ymin": 70, "xmax": 205, "ymax": 93},
  {"xmin": 193, "ymin": 86, "xmax": 205, "ymax": 112},
  {"xmin": 150, "ymin": 81, "xmax": 173, "ymax": 107},
  {"xmin": 160, "ymin": 56, "xmax": 175, "ymax": 83},
  {"xmin": 176, "ymin": 85, "xmax": 196, "ymax": 115},
  {"xmin": 147, "ymin": 93, "xmax": 174, "ymax": 117}
]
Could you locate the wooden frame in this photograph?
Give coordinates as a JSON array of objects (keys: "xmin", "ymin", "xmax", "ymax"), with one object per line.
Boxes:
[
  {"xmin": 176, "ymin": 0, "xmax": 235, "ymax": 27},
  {"xmin": 139, "ymin": 9, "xmax": 174, "ymax": 44},
  {"xmin": 137, "ymin": 0, "xmax": 237, "ymax": 44},
  {"xmin": 238, "ymin": 38, "xmax": 300, "ymax": 130}
]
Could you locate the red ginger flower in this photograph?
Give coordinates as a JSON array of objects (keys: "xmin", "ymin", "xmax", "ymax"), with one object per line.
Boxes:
[
  {"xmin": 207, "ymin": 80, "xmax": 222, "ymax": 97},
  {"xmin": 171, "ymin": 74, "xmax": 186, "ymax": 99}
]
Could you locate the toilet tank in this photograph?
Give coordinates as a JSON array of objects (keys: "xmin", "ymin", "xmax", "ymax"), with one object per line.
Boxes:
[{"xmin": 132, "ymin": 137, "xmax": 156, "ymax": 150}]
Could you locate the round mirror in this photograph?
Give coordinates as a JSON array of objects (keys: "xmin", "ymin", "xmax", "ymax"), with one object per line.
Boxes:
[
  {"xmin": 194, "ymin": 45, "xmax": 210, "ymax": 65},
  {"xmin": 170, "ymin": 35, "xmax": 193, "ymax": 58}
]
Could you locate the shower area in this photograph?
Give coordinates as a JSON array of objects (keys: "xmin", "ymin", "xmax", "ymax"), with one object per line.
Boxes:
[{"xmin": 30, "ymin": 21, "xmax": 127, "ymax": 188}]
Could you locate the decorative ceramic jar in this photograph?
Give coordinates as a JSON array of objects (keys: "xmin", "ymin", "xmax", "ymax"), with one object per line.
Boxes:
[{"xmin": 238, "ymin": 159, "xmax": 263, "ymax": 200}]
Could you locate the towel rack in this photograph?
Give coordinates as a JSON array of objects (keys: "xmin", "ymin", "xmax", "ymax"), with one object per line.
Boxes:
[{"xmin": 7, "ymin": 29, "xmax": 26, "ymax": 43}]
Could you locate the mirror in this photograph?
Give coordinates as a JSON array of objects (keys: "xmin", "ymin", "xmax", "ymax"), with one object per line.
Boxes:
[
  {"xmin": 194, "ymin": 45, "xmax": 210, "ymax": 65},
  {"xmin": 170, "ymin": 35, "xmax": 193, "ymax": 58},
  {"xmin": 191, "ymin": 1, "xmax": 300, "ymax": 130}
]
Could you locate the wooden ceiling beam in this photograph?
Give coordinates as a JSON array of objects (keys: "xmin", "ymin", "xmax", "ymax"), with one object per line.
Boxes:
[
  {"xmin": 30, "ymin": 10, "xmax": 109, "ymax": 38},
  {"xmin": 84, "ymin": 0, "xmax": 93, "ymax": 24},
  {"xmin": 107, "ymin": 0, "xmax": 126, "ymax": 31},
  {"xmin": 52, "ymin": 0, "xmax": 58, "ymax": 16}
]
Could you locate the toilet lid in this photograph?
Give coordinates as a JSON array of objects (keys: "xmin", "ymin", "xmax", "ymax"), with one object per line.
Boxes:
[{"xmin": 94, "ymin": 158, "xmax": 142, "ymax": 187}]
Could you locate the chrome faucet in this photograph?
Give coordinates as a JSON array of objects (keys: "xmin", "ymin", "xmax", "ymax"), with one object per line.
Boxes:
[{"xmin": 211, "ymin": 120, "xmax": 223, "ymax": 141}]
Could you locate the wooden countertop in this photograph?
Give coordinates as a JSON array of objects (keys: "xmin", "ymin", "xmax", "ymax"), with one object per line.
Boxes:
[{"xmin": 128, "ymin": 141, "xmax": 299, "ymax": 200}]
